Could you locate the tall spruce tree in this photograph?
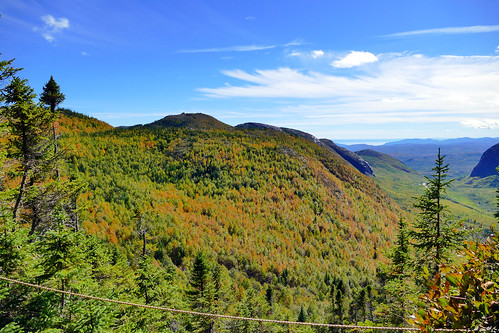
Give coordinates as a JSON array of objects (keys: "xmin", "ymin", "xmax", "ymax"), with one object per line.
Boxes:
[
  {"xmin": 40, "ymin": 76, "xmax": 65, "ymax": 178},
  {"xmin": 1, "ymin": 77, "xmax": 55, "ymax": 223},
  {"xmin": 188, "ymin": 251, "xmax": 216, "ymax": 332},
  {"xmin": 382, "ymin": 217, "xmax": 416, "ymax": 326},
  {"xmin": 410, "ymin": 148, "xmax": 463, "ymax": 278}
]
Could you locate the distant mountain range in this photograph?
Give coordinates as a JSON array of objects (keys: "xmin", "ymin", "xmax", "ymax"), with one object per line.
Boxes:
[{"xmin": 340, "ymin": 137, "xmax": 499, "ymax": 178}]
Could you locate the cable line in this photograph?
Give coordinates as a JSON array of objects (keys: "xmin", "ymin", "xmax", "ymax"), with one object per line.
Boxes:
[{"xmin": 0, "ymin": 276, "xmax": 467, "ymax": 332}]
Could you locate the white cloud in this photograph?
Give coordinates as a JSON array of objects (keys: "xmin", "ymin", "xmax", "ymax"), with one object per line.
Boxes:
[
  {"xmin": 311, "ymin": 50, "xmax": 324, "ymax": 59},
  {"xmin": 38, "ymin": 15, "xmax": 70, "ymax": 42},
  {"xmin": 332, "ymin": 51, "xmax": 378, "ymax": 68},
  {"xmin": 496, "ymin": 45, "xmax": 499, "ymax": 53},
  {"xmin": 199, "ymin": 54, "xmax": 499, "ymax": 127},
  {"xmin": 385, "ymin": 25, "xmax": 499, "ymax": 37},
  {"xmin": 41, "ymin": 15, "xmax": 69, "ymax": 30},
  {"xmin": 461, "ymin": 119, "xmax": 499, "ymax": 129}
]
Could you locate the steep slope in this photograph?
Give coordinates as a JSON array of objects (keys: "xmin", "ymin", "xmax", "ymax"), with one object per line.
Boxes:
[
  {"xmin": 143, "ymin": 112, "xmax": 232, "ymax": 130},
  {"xmin": 57, "ymin": 108, "xmax": 113, "ymax": 134},
  {"xmin": 60, "ymin": 112, "xmax": 404, "ymax": 314},
  {"xmin": 321, "ymin": 139, "xmax": 374, "ymax": 177},
  {"xmin": 357, "ymin": 149, "xmax": 424, "ymax": 212},
  {"xmin": 237, "ymin": 122, "xmax": 374, "ymax": 176},
  {"xmin": 470, "ymin": 143, "xmax": 499, "ymax": 178}
]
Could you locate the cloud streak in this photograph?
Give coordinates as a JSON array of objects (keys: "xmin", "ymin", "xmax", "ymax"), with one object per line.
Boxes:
[
  {"xmin": 199, "ymin": 54, "xmax": 499, "ymax": 129},
  {"xmin": 37, "ymin": 15, "xmax": 70, "ymax": 42},
  {"xmin": 178, "ymin": 44, "xmax": 276, "ymax": 53},
  {"xmin": 384, "ymin": 25, "xmax": 499, "ymax": 37},
  {"xmin": 178, "ymin": 40, "xmax": 305, "ymax": 54}
]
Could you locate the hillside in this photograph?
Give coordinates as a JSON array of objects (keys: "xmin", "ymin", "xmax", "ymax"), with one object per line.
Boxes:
[
  {"xmin": 58, "ymin": 111, "xmax": 404, "ymax": 320},
  {"xmin": 357, "ymin": 149, "xmax": 497, "ymax": 227},
  {"xmin": 236, "ymin": 122, "xmax": 374, "ymax": 176},
  {"xmin": 57, "ymin": 108, "xmax": 114, "ymax": 134},
  {"xmin": 357, "ymin": 149, "xmax": 424, "ymax": 212}
]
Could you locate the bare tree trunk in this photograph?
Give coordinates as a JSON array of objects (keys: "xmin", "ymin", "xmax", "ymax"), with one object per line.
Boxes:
[{"xmin": 13, "ymin": 166, "xmax": 28, "ymax": 222}]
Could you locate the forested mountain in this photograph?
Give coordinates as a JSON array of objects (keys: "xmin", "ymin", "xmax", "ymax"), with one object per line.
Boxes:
[
  {"xmin": 49, "ymin": 110, "xmax": 406, "ymax": 326},
  {"xmin": 63, "ymin": 110, "xmax": 401, "ymax": 276},
  {"xmin": 138, "ymin": 112, "xmax": 232, "ymax": 130}
]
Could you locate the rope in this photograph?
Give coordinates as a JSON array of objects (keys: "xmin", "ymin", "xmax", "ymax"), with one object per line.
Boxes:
[{"xmin": 0, "ymin": 276, "xmax": 466, "ymax": 332}]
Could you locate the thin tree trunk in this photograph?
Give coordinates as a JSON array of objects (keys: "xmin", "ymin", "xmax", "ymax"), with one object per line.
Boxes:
[
  {"xmin": 52, "ymin": 121, "xmax": 59, "ymax": 179},
  {"xmin": 13, "ymin": 166, "xmax": 28, "ymax": 222}
]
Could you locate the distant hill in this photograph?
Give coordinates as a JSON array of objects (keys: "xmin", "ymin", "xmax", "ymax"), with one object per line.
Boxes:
[
  {"xmin": 341, "ymin": 137, "xmax": 499, "ymax": 178},
  {"xmin": 470, "ymin": 143, "xmax": 499, "ymax": 178},
  {"xmin": 143, "ymin": 112, "xmax": 232, "ymax": 130},
  {"xmin": 357, "ymin": 149, "xmax": 497, "ymax": 226}
]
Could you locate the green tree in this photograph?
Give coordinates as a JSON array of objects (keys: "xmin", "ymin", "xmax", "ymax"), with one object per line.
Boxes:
[
  {"xmin": 410, "ymin": 148, "xmax": 463, "ymax": 278},
  {"xmin": 40, "ymin": 75, "xmax": 65, "ymax": 178},
  {"xmin": 39, "ymin": 76, "xmax": 65, "ymax": 116},
  {"xmin": 380, "ymin": 217, "xmax": 416, "ymax": 326},
  {"xmin": 1, "ymin": 77, "xmax": 55, "ymax": 223},
  {"xmin": 390, "ymin": 218, "xmax": 411, "ymax": 277},
  {"xmin": 0, "ymin": 55, "xmax": 21, "ymax": 94},
  {"xmin": 298, "ymin": 305, "xmax": 307, "ymax": 322},
  {"xmin": 187, "ymin": 251, "xmax": 216, "ymax": 332}
]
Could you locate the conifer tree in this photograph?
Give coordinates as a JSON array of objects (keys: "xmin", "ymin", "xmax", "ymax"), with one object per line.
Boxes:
[
  {"xmin": 382, "ymin": 217, "xmax": 415, "ymax": 326},
  {"xmin": 40, "ymin": 76, "xmax": 65, "ymax": 178},
  {"xmin": 188, "ymin": 251, "xmax": 216, "ymax": 332},
  {"xmin": 391, "ymin": 217, "xmax": 410, "ymax": 277},
  {"xmin": 1, "ymin": 77, "xmax": 55, "ymax": 223},
  {"xmin": 298, "ymin": 305, "xmax": 307, "ymax": 322},
  {"xmin": 410, "ymin": 148, "xmax": 463, "ymax": 278}
]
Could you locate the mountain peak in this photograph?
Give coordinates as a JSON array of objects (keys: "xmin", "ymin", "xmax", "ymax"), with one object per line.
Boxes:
[{"xmin": 144, "ymin": 113, "xmax": 232, "ymax": 130}]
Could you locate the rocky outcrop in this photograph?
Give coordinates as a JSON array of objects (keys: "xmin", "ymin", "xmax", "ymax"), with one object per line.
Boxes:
[
  {"xmin": 470, "ymin": 143, "xmax": 499, "ymax": 178},
  {"xmin": 320, "ymin": 139, "xmax": 374, "ymax": 176}
]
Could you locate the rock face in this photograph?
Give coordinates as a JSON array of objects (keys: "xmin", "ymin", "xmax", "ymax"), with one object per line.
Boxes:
[
  {"xmin": 320, "ymin": 139, "xmax": 374, "ymax": 177},
  {"xmin": 470, "ymin": 143, "xmax": 499, "ymax": 178}
]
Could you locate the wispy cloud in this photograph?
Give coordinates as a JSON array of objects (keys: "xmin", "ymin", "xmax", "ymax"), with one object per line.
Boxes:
[
  {"xmin": 461, "ymin": 119, "xmax": 499, "ymax": 129},
  {"xmin": 178, "ymin": 44, "xmax": 276, "ymax": 53},
  {"xmin": 384, "ymin": 25, "xmax": 499, "ymax": 37},
  {"xmin": 36, "ymin": 15, "xmax": 70, "ymax": 42},
  {"xmin": 332, "ymin": 51, "xmax": 378, "ymax": 68},
  {"xmin": 178, "ymin": 39, "xmax": 305, "ymax": 54},
  {"xmin": 199, "ymin": 54, "xmax": 499, "ymax": 129}
]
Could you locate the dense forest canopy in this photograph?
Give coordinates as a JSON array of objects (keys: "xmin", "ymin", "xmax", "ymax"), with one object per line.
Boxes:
[{"xmin": 0, "ymin": 56, "xmax": 498, "ymax": 332}]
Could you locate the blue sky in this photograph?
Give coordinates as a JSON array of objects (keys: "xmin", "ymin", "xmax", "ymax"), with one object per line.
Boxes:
[{"xmin": 1, "ymin": 0, "xmax": 499, "ymax": 143}]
